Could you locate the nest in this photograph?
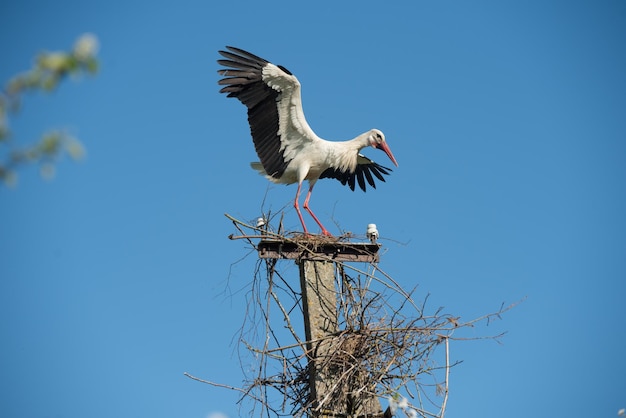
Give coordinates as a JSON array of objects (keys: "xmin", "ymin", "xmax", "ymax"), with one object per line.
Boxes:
[{"xmin": 186, "ymin": 214, "xmax": 517, "ymax": 418}]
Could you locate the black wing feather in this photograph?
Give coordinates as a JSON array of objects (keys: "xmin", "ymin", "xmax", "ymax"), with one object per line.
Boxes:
[
  {"xmin": 319, "ymin": 153, "xmax": 393, "ymax": 192},
  {"xmin": 370, "ymin": 165, "xmax": 389, "ymax": 182},
  {"xmin": 217, "ymin": 46, "xmax": 290, "ymax": 179},
  {"xmin": 362, "ymin": 167, "xmax": 376, "ymax": 188},
  {"xmin": 356, "ymin": 169, "xmax": 365, "ymax": 191}
]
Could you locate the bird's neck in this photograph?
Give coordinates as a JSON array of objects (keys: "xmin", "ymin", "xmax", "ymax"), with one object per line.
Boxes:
[
  {"xmin": 352, "ymin": 131, "xmax": 373, "ymax": 148},
  {"xmin": 330, "ymin": 132, "xmax": 371, "ymax": 172}
]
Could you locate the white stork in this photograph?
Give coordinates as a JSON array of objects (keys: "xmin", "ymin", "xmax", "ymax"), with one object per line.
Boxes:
[{"xmin": 217, "ymin": 46, "xmax": 398, "ymax": 236}]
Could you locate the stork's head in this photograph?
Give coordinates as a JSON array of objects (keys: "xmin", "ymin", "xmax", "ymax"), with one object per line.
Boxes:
[{"xmin": 369, "ymin": 129, "xmax": 398, "ymax": 167}]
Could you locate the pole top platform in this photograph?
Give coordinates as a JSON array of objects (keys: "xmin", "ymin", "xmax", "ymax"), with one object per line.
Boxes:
[{"xmin": 257, "ymin": 238, "xmax": 381, "ymax": 263}]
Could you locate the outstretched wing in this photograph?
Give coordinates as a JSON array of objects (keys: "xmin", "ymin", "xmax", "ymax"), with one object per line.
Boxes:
[
  {"xmin": 217, "ymin": 46, "xmax": 320, "ymax": 179},
  {"xmin": 320, "ymin": 154, "xmax": 393, "ymax": 192}
]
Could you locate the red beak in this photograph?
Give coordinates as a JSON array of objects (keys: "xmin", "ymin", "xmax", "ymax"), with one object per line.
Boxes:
[{"xmin": 376, "ymin": 141, "xmax": 399, "ymax": 167}]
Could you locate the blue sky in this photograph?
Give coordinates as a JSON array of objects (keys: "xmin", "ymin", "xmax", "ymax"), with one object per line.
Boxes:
[{"xmin": 1, "ymin": 1, "xmax": 625, "ymax": 417}]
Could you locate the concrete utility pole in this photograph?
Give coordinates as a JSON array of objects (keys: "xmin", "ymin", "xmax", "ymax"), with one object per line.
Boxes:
[
  {"xmin": 300, "ymin": 259, "xmax": 340, "ymax": 415},
  {"xmin": 259, "ymin": 239, "xmax": 383, "ymax": 417},
  {"xmin": 299, "ymin": 258, "xmax": 383, "ymax": 417}
]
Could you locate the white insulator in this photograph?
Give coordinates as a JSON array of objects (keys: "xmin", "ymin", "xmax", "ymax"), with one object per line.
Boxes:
[
  {"xmin": 366, "ymin": 223, "xmax": 379, "ymax": 243},
  {"xmin": 256, "ymin": 217, "xmax": 266, "ymax": 228}
]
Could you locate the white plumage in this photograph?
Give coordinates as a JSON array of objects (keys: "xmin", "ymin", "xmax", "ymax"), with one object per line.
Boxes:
[{"xmin": 218, "ymin": 46, "xmax": 398, "ymax": 236}]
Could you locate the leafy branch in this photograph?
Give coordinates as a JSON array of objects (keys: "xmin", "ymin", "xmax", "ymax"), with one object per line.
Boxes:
[{"xmin": 1, "ymin": 33, "xmax": 99, "ymax": 186}]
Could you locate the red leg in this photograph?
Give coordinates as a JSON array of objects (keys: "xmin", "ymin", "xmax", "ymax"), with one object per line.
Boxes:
[
  {"xmin": 303, "ymin": 184, "xmax": 332, "ymax": 236},
  {"xmin": 293, "ymin": 182, "xmax": 309, "ymax": 234}
]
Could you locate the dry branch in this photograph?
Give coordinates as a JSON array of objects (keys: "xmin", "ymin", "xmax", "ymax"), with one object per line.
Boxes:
[{"xmin": 186, "ymin": 214, "xmax": 519, "ymax": 417}]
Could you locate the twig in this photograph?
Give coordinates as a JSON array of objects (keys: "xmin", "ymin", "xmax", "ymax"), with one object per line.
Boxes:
[
  {"xmin": 439, "ymin": 337, "xmax": 450, "ymax": 418},
  {"xmin": 184, "ymin": 372, "xmax": 248, "ymax": 395}
]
